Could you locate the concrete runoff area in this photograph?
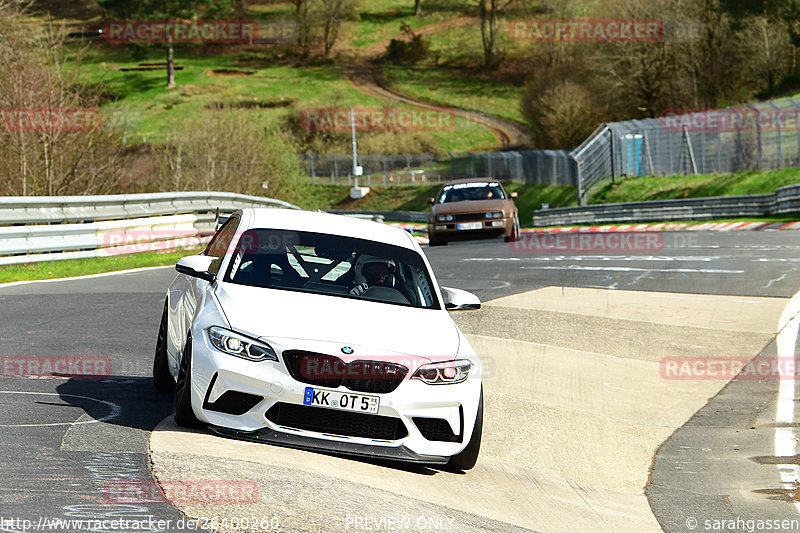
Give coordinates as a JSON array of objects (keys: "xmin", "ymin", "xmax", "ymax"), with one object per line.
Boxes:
[{"xmin": 148, "ymin": 287, "xmax": 787, "ymax": 532}]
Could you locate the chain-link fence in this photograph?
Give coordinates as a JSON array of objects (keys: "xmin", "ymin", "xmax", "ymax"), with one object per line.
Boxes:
[
  {"xmin": 302, "ymin": 98, "xmax": 800, "ymax": 204},
  {"xmin": 300, "ymin": 151, "xmax": 577, "ymax": 187},
  {"xmin": 573, "ymin": 98, "xmax": 800, "ymax": 204}
]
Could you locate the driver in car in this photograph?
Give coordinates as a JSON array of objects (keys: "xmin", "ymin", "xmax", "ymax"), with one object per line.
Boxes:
[{"xmin": 350, "ymin": 256, "xmax": 396, "ymax": 296}]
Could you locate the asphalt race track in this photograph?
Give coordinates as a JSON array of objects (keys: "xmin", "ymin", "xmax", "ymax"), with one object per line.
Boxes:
[{"xmin": 2, "ymin": 231, "xmax": 800, "ymax": 533}]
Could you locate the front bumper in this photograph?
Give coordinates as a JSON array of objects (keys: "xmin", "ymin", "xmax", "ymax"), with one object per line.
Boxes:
[
  {"xmin": 188, "ymin": 329, "xmax": 482, "ymax": 461},
  {"xmin": 428, "ymin": 217, "xmax": 513, "ymax": 240},
  {"xmin": 208, "ymin": 426, "xmax": 449, "ymax": 464}
]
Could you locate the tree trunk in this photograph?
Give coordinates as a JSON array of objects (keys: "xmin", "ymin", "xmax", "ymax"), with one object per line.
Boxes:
[
  {"xmin": 167, "ymin": 38, "xmax": 175, "ymax": 89},
  {"xmin": 233, "ymin": 0, "xmax": 247, "ymax": 18},
  {"xmin": 415, "ymin": 0, "xmax": 422, "ymax": 16}
]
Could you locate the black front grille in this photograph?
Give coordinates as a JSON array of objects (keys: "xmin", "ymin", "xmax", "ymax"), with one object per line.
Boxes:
[
  {"xmin": 413, "ymin": 417, "xmax": 461, "ymax": 442},
  {"xmin": 452, "ymin": 213, "xmax": 488, "ymax": 222},
  {"xmin": 282, "ymin": 351, "xmax": 408, "ymax": 394},
  {"xmin": 266, "ymin": 402, "xmax": 408, "ymax": 440}
]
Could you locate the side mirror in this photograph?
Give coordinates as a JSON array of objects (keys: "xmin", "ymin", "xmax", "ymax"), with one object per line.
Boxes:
[
  {"xmin": 176, "ymin": 255, "xmax": 218, "ymax": 283},
  {"xmin": 427, "ymin": 197, "xmax": 436, "ymax": 205},
  {"xmin": 510, "ymin": 191, "xmax": 518, "ymax": 199},
  {"xmin": 441, "ymin": 286, "xmax": 481, "ymax": 311}
]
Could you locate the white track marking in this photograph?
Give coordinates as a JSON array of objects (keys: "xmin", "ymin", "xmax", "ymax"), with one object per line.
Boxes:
[
  {"xmin": 774, "ymin": 290, "xmax": 800, "ymax": 514},
  {"xmin": 0, "ymin": 266, "xmax": 172, "ymax": 289},
  {"xmin": 519, "ymin": 266, "xmax": 743, "ymax": 274},
  {"xmin": 0, "ymin": 391, "xmax": 121, "ymax": 428}
]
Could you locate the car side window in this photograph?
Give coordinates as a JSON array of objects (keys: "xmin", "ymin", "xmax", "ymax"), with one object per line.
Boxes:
[{"xmin": 204, "ymin": 215, "xmax": 239, "ymax": 275}]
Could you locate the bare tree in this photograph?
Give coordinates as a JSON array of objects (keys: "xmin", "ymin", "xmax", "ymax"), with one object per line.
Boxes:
[
  {"xmin": 0, "ymin": 2, "xmax": 126, "ymax": 196},
  {"xmin": 154, "ymin": 110, "xmax": 304, "ymax": 202},
  {"xmin": 232, "ymin": 0, "xmax": 248, "ymax": 18},
  {"xmin": 476, "ymin": 0, "xmax": 514, "ymax": 69},
  {"xmin": 321, "ymin": 0, "xmax": 356, "ymax": 56},
  {"xmin": 292, "ymin": 0, "xmax": 315, "ymax": 56}
]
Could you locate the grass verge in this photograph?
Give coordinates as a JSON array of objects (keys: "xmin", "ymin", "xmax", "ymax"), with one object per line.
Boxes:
[
  {"xmin": 589, "ymin": 168, "xmax": 800, "ymax": 204},
  {"xmin": 0, "ymin": 247, "xmax": 202, "ymax": 283}
]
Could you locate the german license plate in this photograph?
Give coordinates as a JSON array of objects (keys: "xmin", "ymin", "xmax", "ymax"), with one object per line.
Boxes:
[
  {"xmin": 457, "ymin": 222, "xmax": 482, "ymax": 230},
  {"xmin": 303, "ymin": 387, "xmax": 380, "ymax": 414}
]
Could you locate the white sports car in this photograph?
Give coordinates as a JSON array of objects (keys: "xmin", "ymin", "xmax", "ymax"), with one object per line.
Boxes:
[{"xmin": 153, "ymin": 208, "xmax": 484, "ymax": 470}]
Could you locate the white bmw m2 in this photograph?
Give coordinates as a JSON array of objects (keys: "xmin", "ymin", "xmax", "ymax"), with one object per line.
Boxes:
[{"xmin": 153, "ymin": 208, "xmax": 483, "ymax": 470}]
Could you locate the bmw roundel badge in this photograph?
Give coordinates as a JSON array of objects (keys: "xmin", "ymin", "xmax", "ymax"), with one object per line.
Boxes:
[{"xmin": 341, "ymin": 346, "xmax": 354, "ymax": 355}]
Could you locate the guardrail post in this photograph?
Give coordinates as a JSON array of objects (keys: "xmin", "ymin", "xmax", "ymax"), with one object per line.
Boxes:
[
  {"xmin": 768, "ymin": 101, "xmax": 782, "ymax": 168},
  {"xmin": 683, "ymin": 127, "xmax": 698, "ymax": 175},
  {"xmin": 448, "ymin": 152, "xmax": 455, "ymax": 180},
  {"xmin": 748, "ymin": 104, "xmax": 763, "ymax": 169},
  {"xmin": 790, "ymin": 98, "xmax": 800, "ymax": 165}
]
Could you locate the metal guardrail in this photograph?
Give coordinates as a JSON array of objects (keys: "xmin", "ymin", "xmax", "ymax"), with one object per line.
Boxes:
[
  {"xmin": 532, "ymin": 184, "xmax": 800, "ymax": 227},
  {"xmin": 324, "ymin": 209, "xmax": 428, "ymax": 223},
  {"xmin": 0, "ymin": 192, "xmax": 300, "ymax": 266}
]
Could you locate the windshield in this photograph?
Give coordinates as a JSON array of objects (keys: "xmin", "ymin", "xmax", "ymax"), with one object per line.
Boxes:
[
  {"xmin": 436, "ymin": 182, "xmax": 506, "ymax": 203},
  {"xmin": 223, "ymin": 229, "xmax": 440, "ymax": 309}
]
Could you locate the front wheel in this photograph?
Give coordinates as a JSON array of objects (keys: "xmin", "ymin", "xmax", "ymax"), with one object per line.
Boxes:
[
  {"xmin": 504, "ymin": 216, "xmax": 521, "ymax": 243},
  {"xmin": 174, "ymin": 334, "xmax": 202, "ymax": 428},
  {"xmin": 446, "ymin": 387, "xmax": 483, "ymax": 471}
]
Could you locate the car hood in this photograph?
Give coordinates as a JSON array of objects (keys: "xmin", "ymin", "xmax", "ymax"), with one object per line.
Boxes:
[
  {"xmin": 432, "ymin": 199, "xmax": 510, "ymax": 215},
  {"xmin": 214, "ymin": 282, "xmax": 460, "ymax": 359}
]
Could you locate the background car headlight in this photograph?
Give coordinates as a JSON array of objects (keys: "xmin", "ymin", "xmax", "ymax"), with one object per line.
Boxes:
[
  {"xmin": 485, "ymin": 211, "xmax": 503, "ymax": 219},
  {"xmin": 436, "ymin": 215, "xmax": 455, "ymax": 222},
  {"xmin": 411, "ymin": 360, "xmax": 471, "ymax": 385},
  {"xmin": 207, "ymin": 326, "xmax": 277, "ymax": 362}
]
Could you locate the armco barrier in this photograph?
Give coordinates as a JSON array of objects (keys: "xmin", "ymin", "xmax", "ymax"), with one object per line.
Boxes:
[
  {"xmin": 324, "ymin": 209, "xmax": 428, "ymax": 223},
  {"xmin": 0, "ymin": 192, "xmax": 299, "ymax": 266},
  {"xmin": 533, "ymin": 183, "xmax": 800, "ymax": 226}
]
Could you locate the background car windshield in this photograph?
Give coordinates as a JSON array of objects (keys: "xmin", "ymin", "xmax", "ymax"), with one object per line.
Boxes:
[
  {"xmin": 223, "ymin": 229, "xmax": 439, "ymax": 309},
  {"xmin": 437, "ymin": 182, "xmax": 506, "ymax": 203}
]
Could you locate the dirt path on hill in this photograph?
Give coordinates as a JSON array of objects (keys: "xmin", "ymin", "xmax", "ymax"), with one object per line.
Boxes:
[{"xmin": 342, "ymin": 16, "xmax": 532, "ymax": 149}]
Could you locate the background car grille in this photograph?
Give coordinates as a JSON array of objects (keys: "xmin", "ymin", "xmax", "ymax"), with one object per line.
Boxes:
[
  {"xmin": 266, "ymin": 402, "xmax": 408, "ymax": 440},
  {"xmin": 413, "ymin": 417, "xmax": 461, "ymax": 442},
  {"xmin": 451, "ymin": 213, "xmax": 488, "ymax": 222},
  {"xmin": 282, "ymin": 350, "xmax": 408, "ymax": 393}
]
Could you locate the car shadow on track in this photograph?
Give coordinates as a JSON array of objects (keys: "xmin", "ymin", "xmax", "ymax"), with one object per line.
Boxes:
[{"xmin": 56, "ymin": 375, "xmax": 173, "ymax": 432}]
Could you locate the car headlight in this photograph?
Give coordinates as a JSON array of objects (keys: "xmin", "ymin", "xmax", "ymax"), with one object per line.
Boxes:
[
  {"xmin": 485, "ymin": 211, "xmax": 503, "ymax": 219},
  {"xmin": 411, "ymin": 360, "xmax": 471, "ymax": 385},
  {"xmin": 207, "ymin": 326, "xmax": 277, "ymax": 362},
  {"xmin": 435, "ymin": 215, "xmax": 455, "ymax": 222}
]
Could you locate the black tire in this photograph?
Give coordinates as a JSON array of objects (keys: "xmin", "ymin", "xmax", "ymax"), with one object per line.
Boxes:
[
  {"xmin": 428, "ymin": 238, "xmax": 448, "ymax": 247},
  {"xmin": 153, "ymin": 300, "xmax": 175, "ymax": 392},
  {"xmin": 173, "ymin": 334, "xmax": 202, "ymax": 427},
  {"xmin": 504, "ymin": 216, "xmax": 521, "ymax": 243},
  {"xmin": 446, "ymin": 387, "xmax": 483, "ymax": 471}
]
